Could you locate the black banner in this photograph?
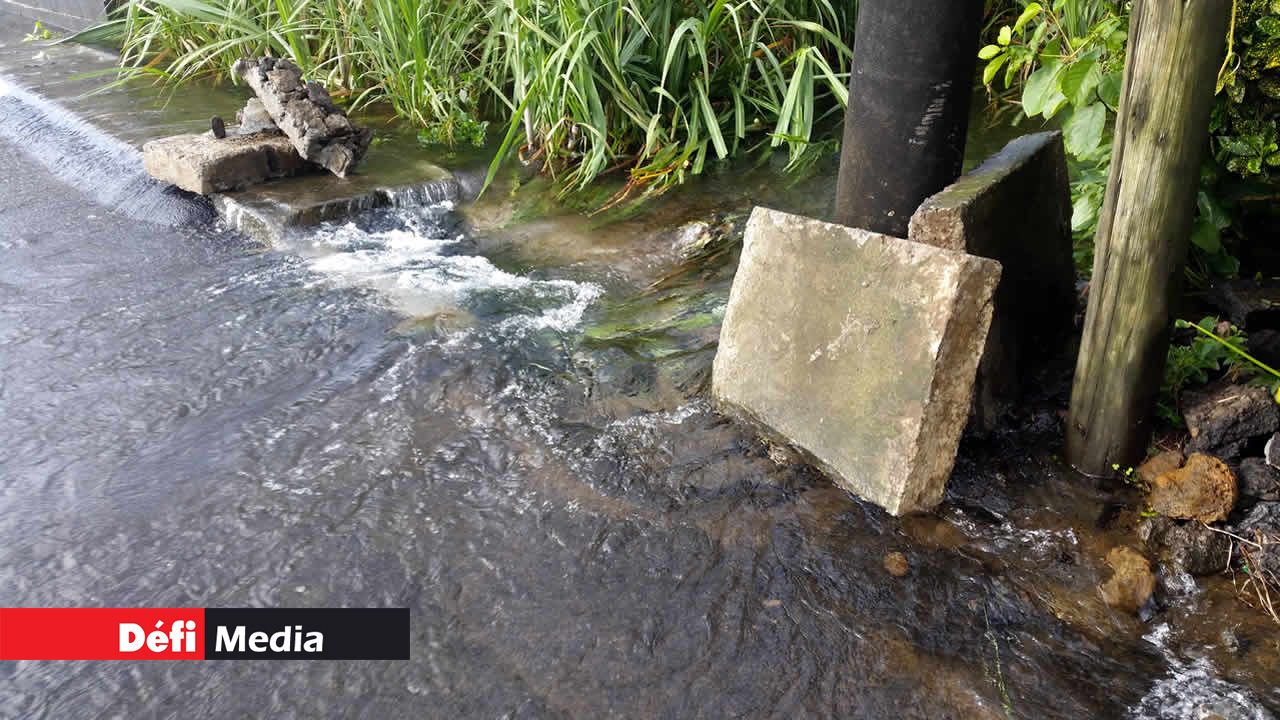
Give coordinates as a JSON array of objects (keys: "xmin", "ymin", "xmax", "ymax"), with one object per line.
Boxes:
[{"xmin": 203, "ymin": 608, "xmax": 409, "ymax": 660}]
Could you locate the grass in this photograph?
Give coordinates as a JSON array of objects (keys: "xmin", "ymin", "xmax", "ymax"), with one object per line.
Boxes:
[{"xmin": 85, "ymin": 0, "xmax": 855, "ymax": 201}]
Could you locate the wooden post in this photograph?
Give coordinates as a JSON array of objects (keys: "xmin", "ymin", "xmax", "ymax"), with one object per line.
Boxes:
[
  {"xmin": 1066, "ymin": 0, "xmax": 1231, "ymax": 476},
  {"xmin": 834, "ymin": 0, "xmax": 983, "ymax": 236}
]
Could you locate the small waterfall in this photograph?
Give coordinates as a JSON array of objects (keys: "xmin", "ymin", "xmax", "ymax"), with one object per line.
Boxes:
[
  {"xmin": 0, "ymin": 73, "xmax": 213, "ymax": 225},
  {"xmin": 380, "ymin": 178, "xmax": 460, "ymax": 209}
]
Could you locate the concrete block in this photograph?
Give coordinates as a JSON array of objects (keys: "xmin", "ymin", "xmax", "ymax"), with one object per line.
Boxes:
[
  {"xmin": 909, "ymin": 131, "xmax": 1075, "ymax": 430},
  {"xmin": 713, "ymin": 207, "xmax": 1001, "ymax": 515},
  {"xmin": 142, "ymin": 131, "xmax": 315, "ymax": 195}
]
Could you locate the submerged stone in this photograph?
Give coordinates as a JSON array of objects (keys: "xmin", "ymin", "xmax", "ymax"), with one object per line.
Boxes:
[
  {"xmin": 232, "ymin": 57, "xmax": 372, "ymax": 178},
  {"xmin": 908, "ymin": 131, "xmax": 1075, "ymax": 431},
  {"xmin": 712, "ymin": 207, "xmax": 1001, "ymax": 516},
  {"xmin": 1100, "ymin": 546, "xmax": 1156, "ymax": 614},
  {"xmin": 141, "ymin": 132, "xmax": 314, "ymax": 195}
]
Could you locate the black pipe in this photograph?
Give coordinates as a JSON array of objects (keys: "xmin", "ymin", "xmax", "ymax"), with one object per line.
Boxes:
[{"xmin": 834, "ymin": 0, "xmax": 985, "ymax": 236}]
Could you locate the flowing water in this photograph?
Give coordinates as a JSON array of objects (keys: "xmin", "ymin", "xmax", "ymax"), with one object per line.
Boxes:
[{"xmin": 1, "ymin": 21, "xmax": 1279, "ymax": 720}]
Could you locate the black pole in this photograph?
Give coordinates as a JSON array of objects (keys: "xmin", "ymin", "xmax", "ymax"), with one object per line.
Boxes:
[{"xmin": 835, "ymin": 0, "xmax": 984, "ymax": 236}]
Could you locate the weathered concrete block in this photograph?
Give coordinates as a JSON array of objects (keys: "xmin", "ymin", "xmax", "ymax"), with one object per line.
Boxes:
[
  {"xmin": 713, "ymin": 208, "xmax": 1001, "ymax": 515},
  {"xmin": 142, "ymin": 132, "xmax": 314, "ymax": 194},
  {"xmin": 233, "ymin": 57, "xmax": 372, "ymax": 178},
  {"xmin": 909, "ymin": 131, "xmax": 1075, "ymax": 430}
]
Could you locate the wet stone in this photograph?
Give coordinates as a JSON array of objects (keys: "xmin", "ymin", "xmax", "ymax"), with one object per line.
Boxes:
[
  {"xmin": 1232, "ymin": 501, "xmax": 1280, "ymax": 575},
  {"xmin": 1100, "ymin": 546, "xmax": 1156, "ymax": 615},
  {"xmin": 883, "ymin": 552, "xmax": 910, "ymax": 577},
  {"xmin": 1183, "ymin": 384, "xmax": 1280, "ymax": 460},
  {"xmin": 712, "ymin": 207, "xmax": 1001, "ymax": 516},
  {"xmin": 908, "ymin": 131, "xmax": 1075, "ymax": 431},
  {"xmin": 142, "ymin": 132, "xmax": 314, "ymax": 195},
  {"xmin": 1140, "ymin": 517, "xmax": 1232, "ymax": 576},
  {"xmin": 1237, "ymin": 458, "xmax": 1280, "ymax": 503}
]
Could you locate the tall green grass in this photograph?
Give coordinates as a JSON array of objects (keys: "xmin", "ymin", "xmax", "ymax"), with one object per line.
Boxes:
[{"xmin": 91, "ymin": 0, "xmax": 853, "ymax": 199}]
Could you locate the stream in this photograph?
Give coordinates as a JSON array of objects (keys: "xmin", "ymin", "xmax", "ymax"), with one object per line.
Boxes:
[{"xmin": 0, "ymin": 26, "xmax": 1278, "ymax": 719}]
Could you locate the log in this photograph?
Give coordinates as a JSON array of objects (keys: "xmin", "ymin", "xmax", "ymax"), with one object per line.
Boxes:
[
  {"xmin": 834, "ymin": 0, "xmax": 984, "ymax": 236},
  {"xmin": 1066, "ymin": 0, "xmax": 1232, "ymax": 475}
]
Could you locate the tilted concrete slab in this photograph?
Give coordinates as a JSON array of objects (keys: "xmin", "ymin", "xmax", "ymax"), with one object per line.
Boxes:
[
  {"xmin": 909, "ymin": 131, "xmax": 1075, "ymax": 431},
  {"xmin": 712, "ymin": 207, "xmax": 1001, "ymax": 515},
  {"xmin": 142, "ymin": 131, "xmax": 315, "ymax": 195}
]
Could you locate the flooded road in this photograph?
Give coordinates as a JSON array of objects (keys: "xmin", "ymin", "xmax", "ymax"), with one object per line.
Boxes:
[{"xmin": 0, "ymin": 119, "xmax": 1277, "ymax": 720}]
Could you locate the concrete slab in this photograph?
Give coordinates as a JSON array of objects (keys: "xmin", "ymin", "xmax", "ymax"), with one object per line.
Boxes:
[
  {"xmin": 142, "ymin": 131, "xmax": 315, "ymax": 194},
  {"xmin": 712, "ymin": 207, "xmax": 1001, "ymax": 515},
  {"xmin": 909, "ymin": 131, "xmax": 1075, "ymax": 430},
  {"xmin": 212, "ymin": 154, "xmax": 458, "ymax": 243}
]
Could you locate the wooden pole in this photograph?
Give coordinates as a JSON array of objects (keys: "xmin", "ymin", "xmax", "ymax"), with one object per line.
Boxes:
[
  {"xmin": 834, "ymin": 0, "xmax": 983, "ymax": 236},
  {"xmin": 1066, "ymin": 0, "xmax": 1231, "ymax": 476}
]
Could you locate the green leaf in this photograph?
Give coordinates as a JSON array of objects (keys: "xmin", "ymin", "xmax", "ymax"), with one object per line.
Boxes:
[
  {"xmin": 1022, "ymin": 61, "xmax": 1062, "ymax": 117},
  {"xmin": 1063, "ymin": 102, "xmax": 1106, "ymax": 156},
  {"xmin": 1190, "ymin": 216, "xmax": 1223, "ymax": 253},
  {"xmin": 983, "ymin": 54, "xmax": 1009, "ymax": 86},
  {"xmin": 1197, "ymin": 191, "xmax": 1231, "ymax": 230},
  {"xmin": 1059, "ymin": 56, "xmax": 1101, "ymax": 106},
  {"xmin": 978, "ymin": 44, "xmax": 1003, "ymax": 60},
  {"xmin": 998, "ymin": 26, "xmax": 1012, "ymax": 46},
  {"xmin": 1098, "ymin": 71, "xmax": 1123, "ymax": 110},
  {"xmin": 1014, "ymin": 3, "xmax": 1043, "ymax": 34},
  {"xmin": 1071, "ymin": 194, "xmax": 1099, "ymax": 233}
]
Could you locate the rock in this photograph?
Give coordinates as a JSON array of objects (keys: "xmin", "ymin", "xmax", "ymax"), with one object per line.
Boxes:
[
  {"xmin": 1203, "ymin": 278, "xmax": 1280, "ymax": 331},
  {"xmin": 712, "ymin": 207, "xmax": 1001, "ymax": 516},
  {"xmin": 1141, "ymin": 518, "xmax": 1231, "ymax": 576},
  {"xmin": 1267, "ymin": 432, "xmax": 1280, "ymax": 467},
  {"xmin": 142, "ymin": 132, "xmax": 314, "ymax": 195},
  {"xmin": 1237, "ymin": 458, "xmax": 1280, "ymax": 502},
  {"xmin": 909, "ymin": 131, "xmax": 1075, "ymax": 432},
  {"xmin": 1247, "ymin": 328, "xmax": 1280, "ymax": 370},
  {"xmin": 1100, "ymin": 546, "xmax": 1156, "ymax": 614},
  {"xmin": 232, "ymin": 57, "xmax": 372, "ymax": 177},
  {"xmin": 1148, "ymin": 453, "xmax": 1238, "ymax": 523},
  {"xmin": 1233, "ymin": 501, "xmax": 1280, "ymax": 575},
  {"xmin": 1183, "ymin": 384, "xmax": 1279, "ymax": 459},
  {"xmin": 883, "ymin": 552, "xmax": 910, "ymax": 577},
  {"xmin": 235, "ymin": 98, "xmax": 278, "ymax": 135},
  {"xmin": 1136, "ymin": 449, "xmax": 1185, "ymax": 488},
  {"xmin": 210, "ymin": 116, "xmax": 226, "ymax": 139}
]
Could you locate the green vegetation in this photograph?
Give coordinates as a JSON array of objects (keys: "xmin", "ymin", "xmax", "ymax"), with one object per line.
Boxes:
[
  {"xmin": 93, "ymin": 0, "xmax": 853, "ymax": 200},
  {"xmin": 980, "ymin": 0, "xmax": 1280, "ymax": 278},
  {"xmin": 1159, "ymin": 316, "xmax": 1280, "ymax": 424}
]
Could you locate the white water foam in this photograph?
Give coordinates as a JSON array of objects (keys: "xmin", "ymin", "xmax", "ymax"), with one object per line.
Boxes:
[
  {"xmin": 295, "ymin": 206, "xmax": 602, "ymax": 333},
  {"xmin": 1130, "ymin": 623, "xmax": 1274, "ymax": 720}
]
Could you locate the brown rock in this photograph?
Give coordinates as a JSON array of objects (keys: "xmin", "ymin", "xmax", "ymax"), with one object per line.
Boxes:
[
  {"xmin": 1136, "ymin": 449, "xmax": 1185, "ymax": 488},
  {"xmin": 1100, "ymin": 546, "xmax": 1155, "ymax": 614},
  {"xmin": 1148, "ymin": 453, "xmax": 1238, "ymax": 523},
  {"xmin": 884, "ymin": 552, "xmax": 910, "ymax": 577}
]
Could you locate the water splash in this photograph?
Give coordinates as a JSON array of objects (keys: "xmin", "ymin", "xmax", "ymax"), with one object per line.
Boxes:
[
  {"xmin": 1131, "ymin": 624, "xmax": 1274, "ymax": 720},
  {"xmin": 294, "ymin": 203, "xmax": 602, "ymax": 332},
  {"xmin": 0, "ymin": 73, "xmax": 212, "ymax": 225}
]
